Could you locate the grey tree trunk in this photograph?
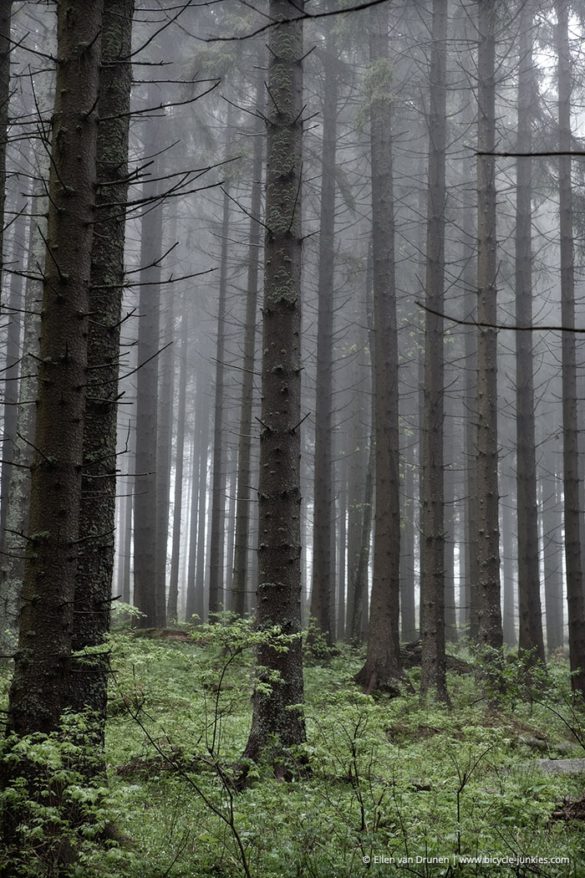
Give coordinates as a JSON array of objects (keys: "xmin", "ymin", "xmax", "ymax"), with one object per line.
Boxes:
[
  {"xmin": 243, "ymin": 0, "xmax": 307, "ymax": 766},
  {"xmin": 133, "ymin": 112, "xmax": 164, "ymax": 628},
  {"xmin": 168, "ymin": 309, "xmax": 189, "ymax": 622},
  {"xmin": 515, "ymin": 2, "xmax": 544, "ymax": 662},
  {"xmin": 420, "ymin": 0, "xmax": 448, "ymax": 699},
  {"xmin": 0, "ymin": 0, "xmax": 12, "ymax": 305},
  {"xmin": 208, "ymin": 113, "xmax": 234, "ymax": 617},
  {"xmin": 5, "ymin": 0, "xmax": 104, "ymax": 737},
  {"xmin": 556, "ymin": 0, "xmax": 585, "ymax": 695},
  {"xmin": 355, "ymin": 4, "xmax": 401, "ymax": 694},
  {"xmin": 475, "ymin": 0, "xmax": 503, "ymax": 650},
  {"xmin": 541, "ymin": 462, "xmax": 563, "ymax": 653},
  {"xmin": 154, "ymin": 279, "xmax": 175, "ymax": 625},
  {"xmin": 232, "ymin": 64, "xmax": 264, "ymax": 616},
  {"xmin": 310, "ymin": 17, "xmax": 338, "ymax": 642}
]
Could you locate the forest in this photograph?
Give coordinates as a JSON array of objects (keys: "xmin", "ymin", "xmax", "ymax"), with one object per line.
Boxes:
[{"xmin": 1, "ymin": 0, "xmax": 585, "ymax": 874}]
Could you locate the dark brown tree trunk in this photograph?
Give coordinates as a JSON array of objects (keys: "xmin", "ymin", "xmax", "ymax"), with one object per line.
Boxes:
[
  {"xmin": 420, "ymin": 0, "xmax": 448, "ymax": 699},
  {"xmin": 243, "ymin": 0, "xmax": 306, "ymax": 766},
  {"xmin": 5, "ymin": 0, "xmax": 104, "ymax": 737},
  {"xmin": 232, "ymin": 65, "xmax": 264, "ymax": 616},
  {"xmin": 64, "ymin": 0, "xmax": 134, "ymax": 745},
  {"xmin": 475, "ymin": 0, "xmax": 502, "ymax": 650},
  {"xmin": 355, "ymin": 4, "xmax": 401, "ymax": 694},
  {"xmin": 515, "ymin": 2, "xmax": 544, "ymax": 663},
  {"xmin": 310, "ymin": 16, "xmax": 338, "ymax": 642},
  {"xmin": 556, "ymin": 0, "xmax": 585, "ymax": 695}
]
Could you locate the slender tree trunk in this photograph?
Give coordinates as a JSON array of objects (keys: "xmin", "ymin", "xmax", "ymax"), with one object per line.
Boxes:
[
  {"xmin": 421, "ymin": 0, "xmax": 448, "ymax": 699},
  {"xmin": 133, "ymin": 113, "xmax": 164, "ymax": 628},
  {"xmin": 243, "ymin": 0, "xmax": 306, "ymax": 766},
  {"xmin": 0, "ymin": 210, "xmax": 26, "ymax": 545},
  {"xmin": 337, "ymin": 464, "xmax": 347, "ymax": 640},
  {"xmin": 542, "ymin": 463, "xmax": 563, "ymax": 653},
  {"xmin": 0, "ymin": 0, "xmax": 12, "ymax": 305},
  {"xmin": 168, "ymin": 310, "xmax": 188, "ymax": 621},
  {"xmin": 502, "ymin": 494, "xmax": 517, "ymax": 646},
  {"xmin": 515, "ymin": 2, "xmax": 544, "ymax": 662},
  {"xmin": 310, "ymin": 16, "xmax": 338, "ymax": 641},
  {"xmin": 0, "ymin": 197, "xmax": 44, "ymax": 648},
  {"xmin": 232, "ymin": 65, "xmax": 264, "ymax": 616},
  {"xmin": 208, "ymin": 113, "xmax": 234, "ymax": 617},
  {"xmin": 400, "ymin": 453, "xmax": 417, "ymax": 642},
  {"xmin": 356, "ymin": 4, "xmax": 401, "ymax": 693},
  {"xmin": 556, "ymin": 0, "xmax": 585, "ymax": 695},
  {"xmin": 154, "ymin": 279, "xmax": 175, "ymax": 626},
  {"xmin": 475, "ymin": 0, "xmax": 502, "ymax": 650},
  {"xmin": 64, "ymin": 0, "xmax": 134, "ymax": 747},
  {"xmin": 5, "ymin": 0, "xmax": 104, "ymax": 738}
]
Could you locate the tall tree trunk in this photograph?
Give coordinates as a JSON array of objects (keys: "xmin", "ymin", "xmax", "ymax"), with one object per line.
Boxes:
[
  {"xmin": 243, "ymin": 0, "xmax": 306, "ymax": 766},
  {"xmin": 421, "ymin": 0, "xmax": 448, "ymax": 699},
  {"xmin": 0, "ymin": 196, "xmax": 44, "ymax": 649},
  {"xmin": 232, "ymin": 65, "xmax": 264, "ymax": 616},
  {"xmin": 310, "ymin": 16, "xmax": 338, "ymax": 642},
  {"xmin": 0, "ymin": 0, "xmax": 12, "ymax": 305},
  {"xmin": 64, "ymin": 0, "xmax": 134, "ymax": 747},
  {"xmin": 208, "ymin": 112, "xmax": 234, "ymax": 617},
  {"xmin": 475, "ymin": 0, "xmax": 502, "ymax": 650},
  {"xmin": 154, "ymin": 278, "xmax": 175, "ymax": 626},
  {"xmin": 556, "ymin": 0, "xmax": 585, "ymax": 695},
  {"xmin": 0, "ymin": 209, "xmax": 26, "ymax": 546},
  {"xmin": 186, "ymin": 374, "xmax": 210, "ymax": 622},
  {"xmin": 356, "ymin": 4, "xmax": 401, "ymax": 693},
  {"xmin": 168, "ymin": 309, "xmax": 188, "ymax": 622},
  {"xmin": 133, "ymin": 113, "xmax": 163, "ymax": 628},
  {"xmin": 515, "ymin": 2, "xmax": 544, "ymax": 662},
  {"xmin": 5, "ymin": 0, "xmax": 104, "ymax": 738}
]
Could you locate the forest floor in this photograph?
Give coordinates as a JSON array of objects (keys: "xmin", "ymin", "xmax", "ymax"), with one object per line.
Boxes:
[{"xmin": 3, "ymin": 620, "xmax": 585, "ymax": 877}]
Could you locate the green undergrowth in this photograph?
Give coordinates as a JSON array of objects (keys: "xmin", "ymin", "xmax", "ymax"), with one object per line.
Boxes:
[{"xmin": 2, "ymin": 622, "xmax": 585, "ymax": 876}]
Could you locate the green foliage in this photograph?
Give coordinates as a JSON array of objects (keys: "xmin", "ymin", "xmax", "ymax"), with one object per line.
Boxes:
[{"xmin": 2, "ymin": 630, "xmax": 585, "ymax": 877}]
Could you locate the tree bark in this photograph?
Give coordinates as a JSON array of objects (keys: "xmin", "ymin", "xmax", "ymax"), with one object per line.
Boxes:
[
  {"xmin": 515, "ymin": 1, "xmax": 544, "ymax": 662},
  {"xmin": 355, "ymin": 4, "xmax": 401, "ymax": 693},
  {"xmin": 64, "ymin": 0, "xmax": 134, "ymax": 747},
  {"xmin": 0, "ymin": 0, "xmax": 12, "ymax": 306},
  {"xmin": 420, "ymin": 0, "xmax": 448, "ymax": 699},
  {"xmin": 168, "ymin": 309, "xmax": 188, "ymax": 622},
  {"xmin": 232, "ymin": 64, "xmax": 264, "ymax": 616},
  {"xmin": 133, "ymin": 111, "xmax": 164, "ymax": 628},
  {"xmin": 5, "ymin": 0, "xmax": 104, "ymax": 737},
  {"xmin": 310, "ymin": 16, "xmax": 338, "ymax": 642},
  {"xmin": 243, "ymin": 0, "xmax": 306, "ymax": 765},
  {"xmin": 475, "ymin": 0, "xmax": 503, "ymax": 650},
  {"xmin": 556, "ymin": 0, "xmax": 585, "ymax": 695}
]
